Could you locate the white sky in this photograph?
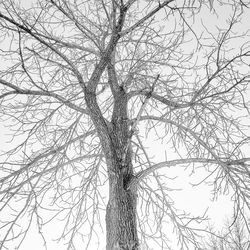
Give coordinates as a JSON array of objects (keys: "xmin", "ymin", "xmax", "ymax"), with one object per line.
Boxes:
[{"xmin": 0, "ymin": 1, "xmax": 250, "ymax": 250}]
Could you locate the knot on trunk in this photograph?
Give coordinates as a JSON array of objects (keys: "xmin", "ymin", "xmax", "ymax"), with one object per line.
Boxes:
[
  {"xmin": 123, "ymin": 173, "xmax": 135, "ymax": 190},
  {"xmin": 113, "ymin": 240, "xmax": 139, "ymax": 250}
]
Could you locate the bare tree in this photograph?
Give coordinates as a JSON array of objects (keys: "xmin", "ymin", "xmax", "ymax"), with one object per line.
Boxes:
[
  {"xmin": 202, "ymin": 216, "xmax": 250, "ymax": 250},
  {"xmin": 0, "ymin": 0, "xmax": 250, "ymax": 249}
]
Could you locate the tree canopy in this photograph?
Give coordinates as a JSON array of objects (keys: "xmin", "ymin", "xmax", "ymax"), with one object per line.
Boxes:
[{"xmin": 0, "ymin": 0, "xmax": 250, "ymax": 249}]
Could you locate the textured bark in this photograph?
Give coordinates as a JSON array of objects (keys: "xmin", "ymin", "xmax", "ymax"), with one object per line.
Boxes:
[
  {"xmin": 105, "ymin": 81, "xmax": 139, "ymax": 249},
  {"xmin": 82, "ymin": 4, "xmax": 140, "ymax": 248},
  {"xmin": 85, "ymin": 67, "xmax": 139, "ymax": 249},
  {"xmin": 106, "ymin": 171, "xmax": 138, "ymax": 250}
]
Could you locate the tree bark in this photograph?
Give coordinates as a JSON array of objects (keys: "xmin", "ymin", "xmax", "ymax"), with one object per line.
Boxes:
[
  {"xmin": 106, "ymin": 164, "xmax": 139, "ymax": 250},
  {"xmin": 85, "ymin": 76, "xmax": 139, "ymax": 249},
  {"xmin": 105, "ymin": 84, "xmax": 139, "ymax": 249},
  {"xmin": 83, "ymin": 2, "xmax": 139, "ymax": 242}
]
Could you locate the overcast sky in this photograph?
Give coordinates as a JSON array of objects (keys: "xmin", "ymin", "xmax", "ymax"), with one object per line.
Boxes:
[{"xmin": 0, "ymin": 1, "xmax": 250, "ymax": 249}]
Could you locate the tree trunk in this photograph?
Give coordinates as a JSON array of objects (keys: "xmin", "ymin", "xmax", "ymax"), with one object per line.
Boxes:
[
  {"xmin": 105, "ymin": 86, "xmax": 139, "ymax": 249},
  {"xmin": 106, "ymin": 164, "xmax": 139, "ymax": 250},
  {"xmin": 84, "ymin": 57, "xmax": 139, "ymax": 249}
]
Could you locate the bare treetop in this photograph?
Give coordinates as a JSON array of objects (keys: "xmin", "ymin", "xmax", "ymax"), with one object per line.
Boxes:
[{"xmin": 0, "ymin": 0, "xmax": 250, "ymax": 249}]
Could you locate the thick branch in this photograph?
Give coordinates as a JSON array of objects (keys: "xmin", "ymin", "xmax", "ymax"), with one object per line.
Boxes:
[
  {"xmin": 0, "ymin": 12, "xmax": 84, "ymax": 85},
  {"xmin": 128, "ymin": 90, "xmax": 192, "ymax": 109},
  {"xmin": 128, "ymin": 157, "xmax": 250, "ymax": 189},
  {"xmin": 120, "ymin": 0, "xmax": 174, "ymax": 36},
  {"xmin": 139, "ymin": 115, "xmax": 241, "ymax": 169},
  {"xmin": 84, "ymin": 4, "xmax": 129, "ymax": 160},
  {"xmin": 0, "ymin": 154, "xmax": 103, "ymax": 195},
  {"xmin": 0, "ymin": 78, "xmax": 88, "ymax": 114}
]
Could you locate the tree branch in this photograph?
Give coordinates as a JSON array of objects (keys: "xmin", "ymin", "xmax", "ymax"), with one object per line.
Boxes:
[
  {"xmin": 0, "ymin": 12, "xmax": 84, "ymax": 86},
  {"xmin": 0, "ymin": 130, "xmax": 95, "ymax": 184},
  {"xmin": 128, "ymin": 157, "xmax": 250, "ymax": 189},
  {"xmin": 120, "ymin": 0, "xmax": 174, "ymax": 36},
  {"xmin": 0, "ymin": 78, "xmax": 88, "ymax": 114}
]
